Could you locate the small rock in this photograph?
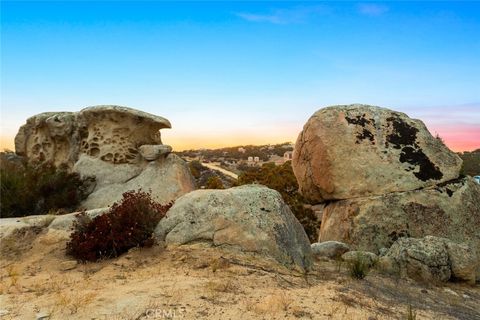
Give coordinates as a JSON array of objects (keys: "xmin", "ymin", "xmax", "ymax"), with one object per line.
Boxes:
[
  {"xmin": 59, "ymin": 260, "xmax": 78, "ymax": 271},
  {"xmin": 311, "ymin": 241, "xmax": 350, "ymax": 260},
  {"xmin": 0, "ymin": 310, "xmax": 10, "ymax": 317},
  {"xmin": 378, "ymin": 247, "xmax": 388, "ymax": 256},
  {"xmin": 139, "ymin": 144, "xmax": 172, "ymax": 161},
  {"xmin": 36, "ymin": 312, "xmax": 50, "ymax": 320},
  {"xmin": 443, "ymin": 288, "xmax": 458, "ymax": 296}
]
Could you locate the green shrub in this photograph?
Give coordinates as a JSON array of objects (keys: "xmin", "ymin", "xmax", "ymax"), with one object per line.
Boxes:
[
  {"xmin": 348, "ymin": 253, "xmax": 369, "ymax": 279},
  {"xmin": 66, "ymin": 190, "xmax": 171, "ymax": 262},
  {"xmin": 236, "ymin": 161, "xmax": 319, "ymax": 242},
  {"xmin": 0, "ymin": 154, "xmax": 92, "ymax": 218},
  {"xmin": 188, "ymin": 160, "xmax": 206, "ymax": 179}
]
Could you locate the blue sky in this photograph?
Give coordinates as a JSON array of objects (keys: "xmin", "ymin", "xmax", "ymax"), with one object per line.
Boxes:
[{"xmin": 1, "ymin": 1, "xmax": 479, "ymax": 151}]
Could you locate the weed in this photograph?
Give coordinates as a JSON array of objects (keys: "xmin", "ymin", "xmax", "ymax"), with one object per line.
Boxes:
[
  {"xmin": 406, "ymin": 304, "xmax": 417, "ymax": 320},
  {"xmin": 348, "ymin": 253, "xmax": 369, "ymax": 279}
]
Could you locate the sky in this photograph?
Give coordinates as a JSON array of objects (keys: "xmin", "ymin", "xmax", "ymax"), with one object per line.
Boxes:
[{"xmin": 1, "ymin": 1, "xmax": 479, "ymax": 152}]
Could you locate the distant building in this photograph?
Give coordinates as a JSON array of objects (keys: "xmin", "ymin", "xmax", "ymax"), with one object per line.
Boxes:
[
  {"xmin": 247, "ymin": 156, "xmax": 261, "ymax": 166},
  {"xmin": 284, "ymin": 151, "xmax": 293, "ymax": 161},
  {"xmin": 238, "ymin": 147, "xmax": 246, "ymax": 153}
]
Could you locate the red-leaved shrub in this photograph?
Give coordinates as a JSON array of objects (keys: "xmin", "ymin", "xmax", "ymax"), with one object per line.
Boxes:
[{"xmin": 66, "ymin": 190, "xmax": 172, "ymax": 262}]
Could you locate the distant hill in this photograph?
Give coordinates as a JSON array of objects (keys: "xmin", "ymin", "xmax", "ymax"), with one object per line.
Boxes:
[{"xmin": 175, "ymin": 142, "xmax": 294, "ymax": 162}]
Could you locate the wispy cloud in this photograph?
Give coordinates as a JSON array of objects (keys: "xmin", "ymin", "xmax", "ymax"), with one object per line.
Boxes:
[
  {"xmin": 235, "ymin": 5, "xmax": 330, "ymax": 25},
  {"xmin": 357, "ymin": 3, "xmax": 389, "ymax": 16}
]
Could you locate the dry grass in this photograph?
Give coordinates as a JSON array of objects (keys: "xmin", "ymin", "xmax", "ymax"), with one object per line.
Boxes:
[
  {"xmin": 53, "ymin": 290, "xmax": 97, "ymax": 315},
  {"xmin": 248, "ymin": 289, "xmax": 293, "ymax": 315},
  {"xmin": 0, "ymin": 265, "xmax": 21, "ymax": 294}
]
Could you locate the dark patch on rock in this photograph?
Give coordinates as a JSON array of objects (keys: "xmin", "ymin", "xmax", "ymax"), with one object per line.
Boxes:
[
  {"xmin": 399, "ymin": 146, "xmax": 443, "ymax": 181},
  {"xmin": 345, "ymin": 114, "xmax": 374, "ymax": 127},
  {"xmin": 385, "ymin": 116, "xmax": 418, "ymax": 149},
  {"xmin": 446, "ymin": 189, "xmax": 453, "ymax": 197},
  {"xmin": 355, "ymin": 129, "xmax": 375, "ymax": 144},
  {"xmin": 436, "ymin": 177, "xmax": 465, "ymax": 188},
  {"xmin": 386, "ymin": 116, "xmax": 443, "ymax": 181},
  {"xmin": 345, "ymin": 114, "xmax": 376, "ymax": 144}
]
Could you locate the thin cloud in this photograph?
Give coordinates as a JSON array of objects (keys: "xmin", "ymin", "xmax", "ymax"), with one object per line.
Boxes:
[
  {"xmin": 235, "ymin": 5, "xmax": 330, "ymax": 25},
  {"xmin": 358, "ymin": 3, "xmax": 389, "ymax": 16}
]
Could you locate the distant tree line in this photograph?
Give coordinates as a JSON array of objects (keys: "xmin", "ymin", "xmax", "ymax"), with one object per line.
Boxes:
[{"xmin": 458, "ymin": 149, "xmax": 480, "ymax": 176}]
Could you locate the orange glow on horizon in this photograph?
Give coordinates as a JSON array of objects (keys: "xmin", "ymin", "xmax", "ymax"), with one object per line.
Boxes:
[{"xmin": 1, "ymin": 131, "xmax": 478, "ymax": 153}]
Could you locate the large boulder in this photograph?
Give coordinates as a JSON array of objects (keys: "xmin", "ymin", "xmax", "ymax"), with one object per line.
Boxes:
[
  {"xmin": 319, "ymin": 176, "xmax": 480, "ymax": 255},
  {"xmin": 292, "ymin": 104, "xmax": 462, "ymax": 202},
  {"xmin": 14, "ymin": 105, "xmax": 195, "ymax": 209},
  {"xmin": 380, "ymin": 236, "xmax": 478, "ymax": 284},
  {"xmin": 154, "ymin": 185, "xmax": 313, "ymax": 271}
]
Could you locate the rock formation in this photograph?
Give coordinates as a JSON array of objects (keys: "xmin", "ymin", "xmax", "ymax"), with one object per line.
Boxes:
[
  {"xmin": 319, "ymin": 176, "xmax": 480, "ymax": 253},
  {"xmin": 155, "ymin": 185, "xmax": 313, "ymax": 272},
  {"xmin": 15, "ymin": 105, "xmax": 172, "ymax": 167},
  {"xmin": 293, "ymin": 104, "xmax": 462, "ymax": 202},
  {"xmin": 379, "ymin": 236, "xmax": 478, "ymax": 284},
  {"xmin": 293, "ymin": 104, "xmax": 480, "ymax": 282},
  {"xmin": 14, "ymin": 105, "xmax": 195, "ymax": 209}
]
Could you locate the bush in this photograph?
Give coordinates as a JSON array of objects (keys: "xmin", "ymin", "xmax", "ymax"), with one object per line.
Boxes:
[
  {"xmin": 348, "ymin": 253, "xmax": 370, "ymax": 279},
  {"xmin": 66, "ymin": 190, "xmax": 171, "ymax": 262},
  {"xmin": 205, "ymin": 176, "xmax": 224, "ymax": 189},
  {"xmin": 236, "ymin": 161, "xmax": 319, "ymax": 242},
  {"xmin": 188, "ymin": 160, "xmax": 207, "ymax": 179},
  {"xmin": 0, "ymin": 153, "xmax": 92, "ymax": 218}
]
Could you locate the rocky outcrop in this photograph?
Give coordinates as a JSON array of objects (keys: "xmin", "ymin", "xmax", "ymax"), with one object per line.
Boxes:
[
  {"xmin": 319, "ymin": 176, "xmax": 480, "ymax": 254},
  {"xmin": 15, "ymin": 105, "xmax": 172, "ymax": 167},
  {"xmin": 14, "ymin": 105, "xmax": 195, "ymax": 209},
  {"xmin": 293, "ymin": 104, "xmax": 479, "ymax": 283},
  {"xmin": 155, "ymin": 185, "xmax": 313, "ymax": 272},
  {"xmin": 379, "ymin": 236, "xmax": 478, "ymax": 284},
  {"xmin": 293, "ymin": 104, "xmax": 462, "ymax": 202}
]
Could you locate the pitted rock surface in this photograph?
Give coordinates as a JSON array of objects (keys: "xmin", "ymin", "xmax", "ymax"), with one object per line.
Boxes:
[{"xmin": 15, "ymin": 105, "xmax": 172, "ymax": 167}]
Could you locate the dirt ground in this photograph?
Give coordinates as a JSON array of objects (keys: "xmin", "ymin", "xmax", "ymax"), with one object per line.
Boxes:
[{"xmin": 0, "ymin": 228, "xmax": 479, "ymax": 320}]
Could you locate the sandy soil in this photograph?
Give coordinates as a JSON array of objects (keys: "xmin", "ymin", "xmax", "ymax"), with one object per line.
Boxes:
[{"xmin": 0, "ymin": 227, "xmax": 479, "ymax": 320}]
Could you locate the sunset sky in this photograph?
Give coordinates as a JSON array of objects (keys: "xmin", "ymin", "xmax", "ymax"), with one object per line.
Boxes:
[{"xmin": 1, "ymin": 1, "xmax": 479, "ymax": 152}]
